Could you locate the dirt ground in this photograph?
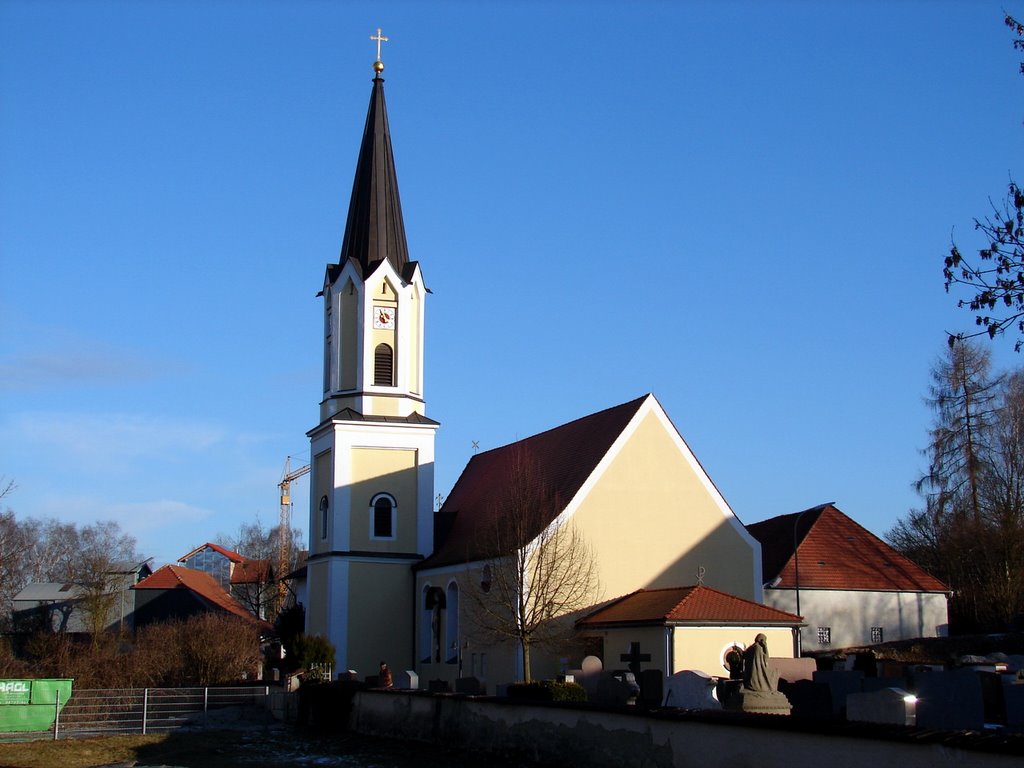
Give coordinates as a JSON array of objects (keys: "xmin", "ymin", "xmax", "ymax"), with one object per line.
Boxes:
[{"xmin": 0, "ymin": 726, "xmax": 521, "ymax": 768}]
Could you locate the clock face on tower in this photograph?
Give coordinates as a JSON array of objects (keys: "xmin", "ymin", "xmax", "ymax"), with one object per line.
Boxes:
[{"xmin": 373, "ymin": 305, "xmax": 395, "ymax": 330}]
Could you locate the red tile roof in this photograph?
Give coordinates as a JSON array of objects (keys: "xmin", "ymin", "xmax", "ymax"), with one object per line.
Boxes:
[
  {"xmin": 133, "ymin": 565, "xmax": 266, "ymax": 626},
  {"xmin": 230, "ymin": 558, "xmax": 272, "ymax": 585},
  {"xmin": 747, "ymin": 503, "xmax": 948, "ymax": 593},
  {"xmin": 178, "ymin": 542, "xmax": 245, "ymax": 563},
  {"xmin": 419, "ymin": 395, "xmax": 649, "ymax": 569},
  {"xmin": 578, "ymin": 585, "xmax": 802, "ymax": 627}
]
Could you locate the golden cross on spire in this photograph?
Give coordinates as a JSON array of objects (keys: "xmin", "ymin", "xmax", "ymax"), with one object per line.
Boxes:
[{"xmin": 370, "ymin": 27, "xmax": 389, "ymax": 73}]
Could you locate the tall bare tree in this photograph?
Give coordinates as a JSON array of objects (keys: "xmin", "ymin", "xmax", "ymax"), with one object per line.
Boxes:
[
  {"xmin": 890, "ymin": 342, "xmax": 1024, "ymax": 631},
  {"xmin": 222, "ymin": 515, "xmax": 304, "ymax": 620},
  {"xmin": 916, "ymin": 341, "xmax": 1002, "ymax": 524},
  {"xmin": 466, "ymin": 449, "xmax": 598, "ymax": 682},
  {"xmin": 0, "ymin": 490, "xmax": 141, "ymax": 637}
]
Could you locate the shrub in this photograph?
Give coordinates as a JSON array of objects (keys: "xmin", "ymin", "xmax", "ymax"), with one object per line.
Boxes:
[
  {"xmin": 292, "ymin": 633, "xmax": 335, "ymax": 677},
  {"xmin": 506, "ymin": 680, "xmax": 586, "ymax": 702}
]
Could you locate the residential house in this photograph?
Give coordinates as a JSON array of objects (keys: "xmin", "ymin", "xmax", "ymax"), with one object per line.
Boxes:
[
  {"xmin": 747, "ymin": 503, "xmax": 950, "ymax": 651},
  {"xmin": 131, "ymin": 564, "xmax": 271, "ymax": 632},
  {"xmin": 11, "ymin": 559, "xmax": 153, "ymax": 635},
  {"xmin": 178, "ymin": 543, "xmax": 273, "ymax": 618}
]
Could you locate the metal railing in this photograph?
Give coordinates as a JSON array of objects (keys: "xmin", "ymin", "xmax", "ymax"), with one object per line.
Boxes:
[{"xmin": 52, "ymin": 685, "xmax": 272, "ymax": 738}]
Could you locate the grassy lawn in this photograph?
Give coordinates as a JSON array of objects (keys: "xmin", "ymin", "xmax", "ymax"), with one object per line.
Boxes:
[{"xmin": 0, "ymin": 727, "xmax": 517, "ymax": 768}]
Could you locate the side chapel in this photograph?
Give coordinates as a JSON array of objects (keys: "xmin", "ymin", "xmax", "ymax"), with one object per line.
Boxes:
[{"xmin": 306, "ymin": 44, "xmax": 801, "ymax": 687}]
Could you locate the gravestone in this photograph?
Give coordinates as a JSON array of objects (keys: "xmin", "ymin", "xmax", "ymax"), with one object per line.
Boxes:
[
  {"xmin": 913, "ymin": 669, "xmax": 984, "ymax": 730},
  {"xmin": 977, "ymin": 670, "xmax": 1006, "ymax": 726},
  {"xmin": 716, "ymin": 678, "xmax": 742, "ymax": 708},
  {"xmin": 772, "ymin": 657, "xmax": 816, "ymax": 684},
  {"xmin": 862, "ymin": 675, "xmax": 910, "ymax": 694},
  {"xmin": 428, "ymin": 678, "xmax": 451, "ymax": 693},
  {"xmin": 778, "ymin": 679, "xmax": 832, "ymax": 721},
  {"xmin": 592, "ymin": 671, "xmax": 638, "ymax": 707},
  {"xmin": 638, "ymin": 669, "xmax": 663, "ymax": 709},
  {"xmin": 395, "ymin": 670, "xmax": 418, "ymax": 690},
  {"xmin": 620, "ymin": 642, "xmax": 651, "ymax": 676},
  {"xmin": 455, "ymin": 676, "xmax": 485, "ymax": 695},
  {"xmin": 663, "ymin": 670, "xmax": 720, "ymax": 710},
  {"xmin": 813, "ymin": 670, "xmax": 865, "ymax": 718},
  {"xmin": 577, "ymin": 656, "xmax": 604, "ymax": 702},
  {"xmin": 847, "ymin": 687, "xmax": 916, "ymax": 726},
  {"xmin": 1004, "ymin": 679, "xmax": 1024, "ymax": 733}
]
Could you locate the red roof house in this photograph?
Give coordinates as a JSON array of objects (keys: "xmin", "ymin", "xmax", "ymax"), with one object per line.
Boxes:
[
  {"xmin": 747, "ymin": 503, "xmax": 949, "ymax": 650},
  {"xmin": 132, "ymin": 565, "xmax": 272, "ymax": 632}
]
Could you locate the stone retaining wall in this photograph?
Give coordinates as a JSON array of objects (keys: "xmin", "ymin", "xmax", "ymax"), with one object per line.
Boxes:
[{"xmin": 348, "ymin": 690, "xmax": 1021, "ymax": 768}]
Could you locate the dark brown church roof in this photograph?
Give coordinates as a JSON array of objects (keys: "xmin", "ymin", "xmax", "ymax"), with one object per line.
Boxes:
[
  {"xmin": 578, "ymin": 584, "xmax": 802, "ymax": 628},
  {"xmin": 418, "ymin": 395, "xmax": 651, "ymax": 570},
  {"xmin": 747, "ymin": 503, "xmax": 948, "ymax": 593},
  {"xmin": 337, "ymin": 73, "xmax": 410, "ymax": 278}
]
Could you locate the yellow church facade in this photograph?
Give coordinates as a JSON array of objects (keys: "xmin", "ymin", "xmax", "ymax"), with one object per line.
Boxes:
[{"xmin": 413, "ymin": 394, "xmax": 775, "ymax": 689}]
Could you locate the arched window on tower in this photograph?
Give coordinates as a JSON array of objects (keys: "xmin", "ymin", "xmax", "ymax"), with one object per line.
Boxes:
[
  {"xmin": 319, "ymin": 495, "xmax": 329, "ymax": 541},
  {"xmin": 370, "ymin": 492, "xmax": 396, "ymax": 539},
  {"xmin": 374, "ymin": 343, "xmax": 394, "ymax": 386}
]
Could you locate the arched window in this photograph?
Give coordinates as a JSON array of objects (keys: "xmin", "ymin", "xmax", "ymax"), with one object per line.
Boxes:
[
  {"xmin": 319, "ymin": 495, "xmax": 329, "ymax": 540},
  {"xmin": 446, "ymin": 581, "xmax": 460, "ymax": 664},
  {"xmin": 420, "ymin": 585, "xmax": 433, "ymax": 662},
  {"xmin": 423, "ymin": 586, "xmax": 446, "ymax": 664},
  {"xmin": 370, "ymin": 493, "xmax": 396, "ymax": 539},
  {"xmin": 374, "ymin": 343, "xmax": 394, "ymax": 386}
]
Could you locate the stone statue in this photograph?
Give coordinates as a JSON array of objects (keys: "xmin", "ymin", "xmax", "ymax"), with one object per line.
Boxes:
[
  {"xmin": 743, "ymin": 633, "xmax": 779, "ymax": 692},
  {"xmin": 725, "ymin": 633, "xmax": 791, "ymax": 715}
]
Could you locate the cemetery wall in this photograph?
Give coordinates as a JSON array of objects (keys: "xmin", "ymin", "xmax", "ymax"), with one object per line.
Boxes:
[
  {"xmin": 764, "ymin": 588, "xmax": 948, "ymax": 648},
  {"xmin": 347, "ymin": 690, "xmax": 1019, "ymax": 768}
]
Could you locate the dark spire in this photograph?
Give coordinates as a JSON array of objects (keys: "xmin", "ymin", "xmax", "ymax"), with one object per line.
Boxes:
[{"xmin": 338, "ymin": 72, "xmax": 410, "ymax": 277}]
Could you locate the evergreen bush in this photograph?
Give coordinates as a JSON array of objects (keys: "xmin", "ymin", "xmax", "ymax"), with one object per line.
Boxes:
[{"xmin": 506, "ymin": 679, "xmax": 586, "ymax": 702}]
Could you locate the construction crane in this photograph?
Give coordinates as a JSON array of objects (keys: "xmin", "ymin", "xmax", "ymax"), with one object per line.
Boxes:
[{"xmin": 278, "ymin": 456, "xmax": 311, "ymax": 610}]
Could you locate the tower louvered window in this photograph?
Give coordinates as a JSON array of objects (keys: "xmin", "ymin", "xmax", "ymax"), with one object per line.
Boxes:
[{"xmin": 374, "ymin": 343, "xmax": 394, "ymax": 386}]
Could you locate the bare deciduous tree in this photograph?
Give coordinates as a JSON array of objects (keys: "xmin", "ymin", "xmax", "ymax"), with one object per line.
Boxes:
[
  {"xmin": 890, "ymin": 342, "xmax": 1024, "ymax": 631},
  {"xmin": 221, "ymin": 515, "xmax": 304, "ymax": 620},
  {"xmin": 466, "ymin": 448, "xmax": 598, "ymax": 682},
  {"xmin": 944, "ymin": 16, "xmax": 1024, "ymax": 350}
]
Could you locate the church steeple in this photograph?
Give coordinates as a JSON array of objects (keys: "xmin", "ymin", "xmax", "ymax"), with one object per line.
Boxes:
[
  {"xmin": 306, "ymin": 33, "xmax": 438, "ymax": 674},
  {"xmin": 318, "ymin": 38, "xmax": 430, "ymax": 422},
  {"xmin": 338, "ymin": 61, "xmax": 410, "ymax": 278}
]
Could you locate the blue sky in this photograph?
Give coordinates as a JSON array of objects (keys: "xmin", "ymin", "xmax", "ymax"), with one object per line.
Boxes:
[{"xmin": 2, "ymin": 1, "xmax": 1022, "ymax": 568}]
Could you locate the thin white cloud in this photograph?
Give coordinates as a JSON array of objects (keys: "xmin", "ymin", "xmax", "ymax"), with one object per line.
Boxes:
[
  {"xmin": 29, "ymin": 494, "xmax": 211, "ymax": 532},
  {"xmin": 0, "ymin": 324, "xmax": 184, "ymax": 392},
  {"xmin": 2, "ymin": 412, "xmax": 227, "ymax": 469}
]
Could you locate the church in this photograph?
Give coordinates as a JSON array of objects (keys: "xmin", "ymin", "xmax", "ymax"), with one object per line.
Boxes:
[{"xmin": 305, "ymin": 44, "xmax": 802, "ymax": 689}]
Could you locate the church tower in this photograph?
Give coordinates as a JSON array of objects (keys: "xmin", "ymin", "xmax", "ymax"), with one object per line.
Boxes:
[{"xmin": 306, "ymin": 38, "xmax": 438, "ymax": 675}]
